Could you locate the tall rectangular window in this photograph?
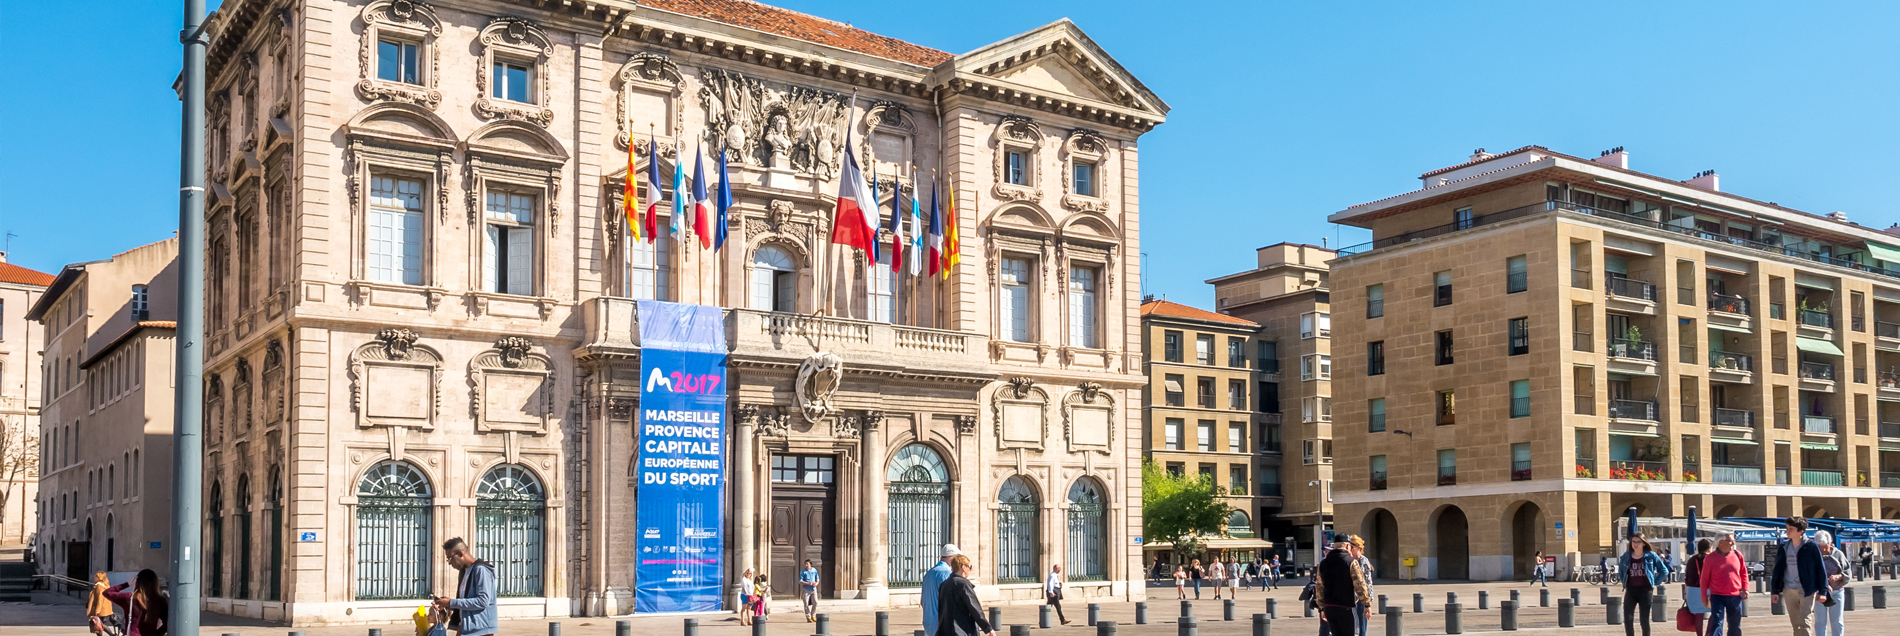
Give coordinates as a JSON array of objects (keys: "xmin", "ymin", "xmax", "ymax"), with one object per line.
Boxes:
[
  {"xmin": 1068, "ymin": 266, "xmax": 1098, "ymax": 348},
  {"xmin": 1228, "ymin": 379, "xmax": 1246, "ymax": 410},
  {"xmin": 1001, "ymin": 257, "xmax": 1032, "ymax": 342},
  {"xmin": 1506, "ymin": 255, "xmax": 1528, "ymax": 293},
  {"xmin": 129, "ymin": 286, "xmax": 148, "ymax": 321},
  {"xmin": 483, "ymin": 190, "xmax": 536, "ymax": 295},
  {"xmin": 1196, "ymin": 335, "xmax": 1214, "ymax": 364},
  {"xmin": 1368, "ymin": 398, "xmax": 1386, "ymax": 432},
  {"xmin": 493, "ymin": 60, "xmax": 533, "ymax": 103},
  {"xmin": 870, "ymin": 251, "xmax": 898, "ymax": 323},
  {"xmin": 369, "ymin": 176, "xmax": 425, "ymax": 286},
  {"xmin": 1301, "ymin": 312, "xmax": 1330, "ymax": 338},
  {"xmin": 625, "ymin": 229, "xmax": 670, "ymax": 301},
  {"xmin": 1370, "ymin": 455, "xmax": 1387, "ymax": 490},
  {"xmin": 1163, "ymin": 374, "xmax": 1184, "ymax": 407},
  {"xmin": 1228, "ymin": 423, "xmax": 1244, "ymax": 453},
  {"xmin": 1510, "ymin": 379, "xmax": 1531, "ymax": 418},
  {"xmin": 1437, "ymin": 389, "xmax": 1456, "ymax": 425},
  {"xmin": 1257, "ymin": 341, "xmax": 1277, "ymax": 373},
  {"xmin": 1301, "ymin": 354, "xmax": 1331, "ymax": 380},
  {"xmin": 1073, "ymin": 162, "xmax": 1096, "ymax": 197},
  {"xmin": 1509, "ymin": 317, "xmax": 1530, "ymax": 355},
  {"xmin": 1512, "ymin": 443, "xmax": 1532, "ymax": 481},
  {"xmin": 1198, "ymin": 421, "xmax": 1213, "ymax": 452},
  {"xmin": 1367, "ymin": 284, "xmax": 1384, "ymax": 318},
  {"xmin": 1436, "ymin": 330, "xmax": 1454, "ymax": 365},
  {"xmin": 1229, "ymin": 465, "xmax": 1247, "ymax": 493},
  {"xmin": 1164, "ymin": 419, "xmax": 1182, "ymax": 450},
  {"xmin": 1434, "ymin": 271, "xmax": 1453, "ymax": 306},
  {"xmin": 1227, "ymin": 337, "xmax": 1246, "ymax": 368},
  {"xmin": 1367, "ymin": 341, "xmax": 1385, "ymax": 376},
  {"xmin": 376, "ymin": 39, "xmax": 420, "ymax": 85},
  {"xmin": 1197, "ymin": 378, "xmax": 1215, "ymax": 408},
  {"xmin": 1438, "ymin": 449, "xmax": 1458, "ymax": 485},
  {"xmin": 1163, "ymin": 331, "xmax": 1183, "ymax": 363},
  {"xmin": 1004, "ymin": 151, "xmax": 1028, "ymax": 185}
]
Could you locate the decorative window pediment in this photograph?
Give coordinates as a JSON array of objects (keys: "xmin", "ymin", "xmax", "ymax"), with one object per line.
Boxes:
[
  {"xmin": 207, "ymin": 373, "xmax": 226, "ymax": 445},
  {"xmin": 614, "ymin": 52, "xmax": 683, "ymax": 151},
  {"xmin": 993, "ymin": 115, "xmax": 1043, "ymax": 203},
  {"xmin": 468, "ymin": 336, "xmax": 555, "ymax": 434},
  {"xmin": 356, "ymin": 0, "xmax": 443, "ymax": 109},
  {"xmin": 233, "ymin": 357, "xmax": 254, "ymax": 434},
  {"xmin": 262, "ymin": 339, "xmax": 286, "ymax": 426},
  {"xmin": 1061, "ymin": 128, "xmax": 1111, "ymax": 213},
  {"xmin": 348, "ymin": 328, "xmax": 443, "ymax": 429},
  {"xmin": 992, "ymin": 376, "xmax": 1049, "ymax": 451},
  {"xmin": 475, "ymin": 17, "xmax": 554, "ymax": 126},
  {"xmin": 1061, "ymin": 382, "xmax": 1115, "ymax": 455}
]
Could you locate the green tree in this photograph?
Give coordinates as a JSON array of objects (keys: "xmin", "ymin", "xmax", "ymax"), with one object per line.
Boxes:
[{"xmin": 1141, "ymin": 460, "xmax": 1234, "ymax": 561}]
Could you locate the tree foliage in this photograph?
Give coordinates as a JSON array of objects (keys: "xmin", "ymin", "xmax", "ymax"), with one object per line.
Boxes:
[{"xmin": 1141, "ymin": 459, "xmax": 1234, "ymax": 560}]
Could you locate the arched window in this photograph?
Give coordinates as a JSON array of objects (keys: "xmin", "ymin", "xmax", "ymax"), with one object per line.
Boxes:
[
  {"xmin": 104, "ymin": 514, "xmax": 115, "ymax": 572},
  {"xmin": 355, "ymin": 460, "xmax": 433, "ymax": 600},
  {"xmin": 267, "ymin": 465, "xmax": 284, "ymax": 601},
  {"xmin": 887, "ymin": 444, "xmax": 951, "ymax": 588},
  {"xmin": 1226, "ymin": 511, "xmax": 1252, "ymax": 537},
  {"xmin": 996, "ymin": 476, "xmax": 1039, "ymax": 583},
  {"xmin": 207, "ymin": 481, "xmax": 224, "ymax": 597},
  {"xmin": 752, "ymin": 246, "xmax": 797, "ymax": 312},
  {"xmin": 1066, "ymin": 478, "xmax": 1107, "ymax": 581},
  {"xmin": 236, "ymin": 475, "xmax": 253, "ymax": 600},
  {"xmin": 476, "ymin": 464, "xmax": 546, "ymax": 597}
]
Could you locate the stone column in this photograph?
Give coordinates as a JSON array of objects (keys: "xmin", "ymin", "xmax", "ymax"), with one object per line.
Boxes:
[
  {"xmin": 860, "ymin": 410, "xmax": 887, "ymax": 605},
  {"xmin": 734, "ymin": 404, "xmax": 760, "ymax": 601}
]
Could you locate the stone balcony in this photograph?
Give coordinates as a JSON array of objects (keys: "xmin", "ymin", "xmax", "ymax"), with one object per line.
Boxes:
[{"xmin": 578, "ymin": 297, "xmax": 993, "ymax": 380}]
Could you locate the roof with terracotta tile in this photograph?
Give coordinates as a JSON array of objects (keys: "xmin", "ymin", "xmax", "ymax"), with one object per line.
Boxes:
[
  {"xmin": 1140, "ymin": 299, "xmax": 1259, "ymax": 328},
  {"xmin": 642, "ymin": 0, "xmax": 954, "ymax": 67},
  {"xmin": 0, "ymin": 262, "xmax": 56, "ymax": 287}
]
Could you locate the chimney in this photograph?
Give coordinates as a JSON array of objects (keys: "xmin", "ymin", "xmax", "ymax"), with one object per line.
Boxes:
[
  {"xmin": 1429, "ymin": 177, "xmax": 1450, "ymax": 187},
  {"xmin": 1685, "ymin": 170, "xmax": 1720, "ymax": 191},
  {"xmin": 0, "ymin": 251, "xmax": 8, "ymax": 263},
  {"xmin": 1828, "ymin": 211, "xmax": 1849, "ymax": 223},
  {"xmin": 1592, "ymin": 146, "xmax": 1629, "ymax": 169},
  {"xmin": 1469, "ymin": 148, "xmax": 1494, "ymax": 161}
]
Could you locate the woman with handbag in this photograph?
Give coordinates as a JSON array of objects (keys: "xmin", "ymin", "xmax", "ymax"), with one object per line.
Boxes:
[
  {"xmin": 1814, "ymin": 533, "xmax": 1849, "ymax": 636},
  {"xmin": 1045, "ymin": 564, "xmax": 1071, "ymax": 625},
  {"xmin": 87, "ymin": 571, "xmax": 121, "ymax": 636},
  {"xmin": 101, "ymin": 569, "xmax": 167, "ymax": 636},
  {"xmin": 1681, "ymin": 539, "xmax": 1712, "ymax": 636}
]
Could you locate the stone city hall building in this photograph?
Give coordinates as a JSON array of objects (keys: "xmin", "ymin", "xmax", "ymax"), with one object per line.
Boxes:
[
  {"xmin": 197, "ymin": 0, "xmax": 1164, "ymax": 625},
  {"xmin": 1328, "ymin": 146, "xmax": 1900, "ymax": 581}
]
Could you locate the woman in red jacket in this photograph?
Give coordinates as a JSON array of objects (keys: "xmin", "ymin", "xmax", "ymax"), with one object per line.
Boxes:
[
  {"xmin": 1698, "ymin": 533, "xmax": 1749, "ymax": 636},
  {"xmin": 102, "ymin": 569, "xmax": 168, "ymax": 636}
]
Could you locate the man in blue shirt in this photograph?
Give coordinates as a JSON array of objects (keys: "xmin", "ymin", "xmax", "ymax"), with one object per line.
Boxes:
[
  {"xmin": 800, "ymin": 559, "xmax": 821, "ymax": 622},
  {"xmin": 922, "ymin": 544, "xmax": 961, "ymax": 636}
]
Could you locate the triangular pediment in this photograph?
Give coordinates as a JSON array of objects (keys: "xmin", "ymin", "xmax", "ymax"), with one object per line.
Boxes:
[
  {"xmin": 944, "ymin": 19, "xmax": 1168, "ymax": 120},
  {"xmin": 991, "ymin": 54, "xmax": 1113, "ymax": 103}
]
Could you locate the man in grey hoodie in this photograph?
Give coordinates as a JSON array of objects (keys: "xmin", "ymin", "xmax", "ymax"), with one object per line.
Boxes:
[{"xmin": 436, "ymin": 538, "xmax": 499, "ymax": 636}]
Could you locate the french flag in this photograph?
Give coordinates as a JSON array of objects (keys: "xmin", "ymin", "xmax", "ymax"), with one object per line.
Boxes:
[
  {"xmin": 926, "ymin": 179, "xmax": 944, "ymax": 277},
  {"xmin": 885, "ymin": 174, "xmax": 904, "ymax": 272},
  {"xmin": 828, "ymin": 130, "xmax": 879, "ymax": 254},
  {"xmin": 644, "ymin": 132, "xmax": 662, "ymax": 243},
  {"xmin": 691, "ymin": 143, "xmax": 711, "ymax": 250}
]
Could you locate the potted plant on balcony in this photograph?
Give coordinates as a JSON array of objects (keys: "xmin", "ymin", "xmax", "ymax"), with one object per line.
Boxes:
[{"xmin": 1575, "ymin": 464, "xmax": 1595, "ymax": 478}]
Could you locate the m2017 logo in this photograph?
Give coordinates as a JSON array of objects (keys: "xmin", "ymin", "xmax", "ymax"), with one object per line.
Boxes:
[{"xmin": 646, "ymin": 367, "xmax": 723, "ymax": 394}]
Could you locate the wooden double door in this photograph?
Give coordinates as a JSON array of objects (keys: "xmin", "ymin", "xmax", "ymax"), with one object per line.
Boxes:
[{"xmin": 769, "ymin": 454, "xmax": 838, "ymax": 599}]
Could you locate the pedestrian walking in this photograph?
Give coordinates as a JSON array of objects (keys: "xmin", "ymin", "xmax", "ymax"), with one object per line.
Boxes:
[
  {"xmin": 1771, "ymin": 516, "xmax": 1830, "ymax": 636},
  {"xmin": 800, "ymin": 559, "xmax": 821, "ymax": 622},
  {"xmin": 1347, "ymin": 535, "xmax": 1374, "ymax": 636},
  {"xmin": 1175, "ymin": 566, "xmax": 1188, "ymax": 599},
  {"xmin": 1531, "ymin": 550, "xmax": 1549, "ymax": 587},
  {"xmin": 1314, "ymin": 538, "xmax": 1369, "ymax": 636},
  {"xmin": 1268, "ymin": 555, "xmax": 1282, "ymax": 589},
  {"xmin": 434, "ymin": 538, "xmax": 497, "ymax": 636},
  {"xmin": 923, "ymin": 544, "xmax": 960, "ymax": 636},
  {"xmin": 1619, "ymin": 533, "xmax": 1666, "ymax": 636},
  {"xmin": 1190, "ymin": 558, "xmax": 1204, "ymax": 599},
  {"xmin": 1046, "ymin": 564, "xmax": 1071, "ymax": 625},
  {"xmin": 1682, "ymin": 539, "xmax": 1711, "ymax": 636},
  {"xmin": 1700, "ymin": 532, "xmax": 1749, "ymax": 636},
  {"xmin": 87, "ymin": 571, "xmax": 122, "ymax": 636},
  {"xmin": 1226, "ymin": 557, "xmax": 1241, "ymax": 598},
  {"xmin": 936, "ymin": 555, "xmax": 997, "ymax": 636},
  {"xmin": 1242, "ymin": 558, "xmax": 1255, "ymax": 591},
  {"xmin": 102, "ymin": 569, "xmax": 168, "ymax": 636},
  {"xmin": 1210, "ymin": 558, "xmax": 1226, "ymax": 600},
  {"xmin": 1858, "ymin": 545, "xmax": 1874, "ymax": 580},
  {"xmin": 1814, "ymin": 533, "xmax": 1848, "ymax": 636},
  {"xmin": 739, "ymin": 567, "xmax": 758, "ymax": 626},
  {"xmin": 755, "ymin": 575, "xmax": 771, "ymax": 617}
]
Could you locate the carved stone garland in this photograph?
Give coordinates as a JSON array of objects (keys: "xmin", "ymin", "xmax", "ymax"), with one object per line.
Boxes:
[
  {"xmin": 474, "ymin": 17, "xmax": 555, "ymax": 126},
  {"xmin": 1060, "ymin": 381, "xmax": 1116, "ymax": 455},
  {"xmin": 356, "ymin": 0, "xmax": 443, "ymax": 109},
  {"xmin": 991, "ymin": 377, "xmax": 1050, "ymax": 452},
  {"xmin": 347, "ymin": 328, "xmax": 444, "ymax": 429},
  {"xmin": 467, "ymin": 336, "xmax": 555, "ymax": 433},
  {"xmin": 698, "ymin": 67, "xmax": 850, "ymax": 175}
]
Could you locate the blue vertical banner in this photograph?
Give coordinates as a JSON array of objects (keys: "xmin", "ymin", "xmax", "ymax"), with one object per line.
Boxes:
[{"xmin": 634, "ymin": 300, "xmax": 728, "ymax": 613}]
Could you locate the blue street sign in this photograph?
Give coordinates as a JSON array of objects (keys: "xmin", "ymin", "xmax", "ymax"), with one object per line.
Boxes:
[
  {"xmin": 299, "ymin": 531, "xmax": 317, "ymax": 542},
  {"xmin": 148, "ymin": 542, "xmax": 162, "ymax": 549}
]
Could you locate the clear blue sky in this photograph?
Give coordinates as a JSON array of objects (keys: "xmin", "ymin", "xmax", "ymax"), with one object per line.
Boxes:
[{"xmin": 7, "ymin": 1, "xmax": 1900, "ymax": 308}]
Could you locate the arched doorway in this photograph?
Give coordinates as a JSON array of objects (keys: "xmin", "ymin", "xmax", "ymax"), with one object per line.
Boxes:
[
  {"xmin": 1434, "ymin": 506, "xmax": 1470, "ymax": 580},
  {"xmin": 1510, "ymin": 503, "xmax": 1544, "ymax": 580},
  {"xmin": 1361, "ymin": 508, "xmax": 1400, "ymax": 578},
  {"xmin": 354, "ymin": 460, "xmax": 434, "ymax": 600},
  {"xmin": 887, "ymin": 444, "xmax": 951, "ymax": 588},
  {"xmin": 476, "ymin": 464, "xmax": 547, "ymax": 597},
  {"xmin": 1804, "ymin": 505, "xmax": 1830, "ymax": 518},
  {"xmin": 1715, "ymin": 504, "xmax": 1744, "ymax": 519},
  {"xmin": 996, "ymin": 476, "xmax": 1040, "ymax": 584},
  {"xmin": 1065, "ymin": 478, "xmax": 1108, "ymax": 581}
]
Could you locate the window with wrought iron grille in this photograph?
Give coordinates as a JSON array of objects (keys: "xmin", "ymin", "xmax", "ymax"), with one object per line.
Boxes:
[
  {"xmin": 1066, "ymin": 479, "xmax": 1107, "ymax": 580},
  {"xmin": 355, "ymin": 461, "xmax": 434, "ymax": 600},
  {"xmin": 772, "ymin": 455, "xmax": 836, "ymax": 484},
  {"xmin": 887, "ymin": 445, "xmax": 951, "ymax": 588},
  {"xmin": 476, "ymin": 464, "xmax": 546, "ymax": 597},
  {"xmin": 996, "ymin": 476, "xmax": 1039, "ymax": 583}
]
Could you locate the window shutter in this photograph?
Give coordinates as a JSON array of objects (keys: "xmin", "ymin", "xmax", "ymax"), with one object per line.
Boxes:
[
  {"xmin": 368, "ymin": 208, "xmax": 395, "ymax": 283},
  {"xmin": 506, "ymin": 227, "xmax": 534, "ymax": 295},
  {"xmin": 484, "ymin": 225, "xmax": 502, "ymax": 293},
  {"xmin": 399, "ymin": 209, "xmax": 423, "ymax": 285}
]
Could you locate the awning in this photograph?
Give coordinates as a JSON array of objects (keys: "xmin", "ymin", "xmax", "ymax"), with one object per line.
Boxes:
[
  {"xmin": 1164, "ymin": 379, "xmax": 1182, "ymax": 393},
  {"xmin": 1708, "ymin": 323, "xmax": 1753, "ymax": 335},
  {"xmin": 1609, "ymin": 430, "xmax": 1662, "ymax": 439},
  {"xmin": 1797, "ymin": 337, "xmax": 1846, "ymax": 357},
  {"xmin": 1800, "ymin": 443, "xmax": 1840, "ymax": 451},
  {"xmin": 1143, "ymin": 538, "xmax": 1275, "ymax": 550},
  {"xmin": 1867, "ymin": 241, "xmax": 1900, "ymax": 265},
  {"xmin": 1712, "ymin": 437, "xmax": 1760, "ymax": 446}
]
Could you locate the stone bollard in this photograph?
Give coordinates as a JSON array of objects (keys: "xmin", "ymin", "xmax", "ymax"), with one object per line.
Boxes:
[
  {"xmin": 1137, "ymin": 602, "xmax": 1149, "ymax": 625},
  {"xmin": 1252, "ymin": 613, "xmax": 1270, "ymax": 636},
  {"xmin": 1041, "ymin": 606, "xmax": 1053, "ymax": 629},
  {"xmin": 1012, "ymin": 625, "xmax": 1031, "ymax": 636},
  {"xmin": 1558, "ymin": 599, "xmax": 1574, "ymax": 628},
  {"xmin": 1510, "ymin": 589, "xmax": 1521, "ymax": 607},
  {"xmin": 1096, "ymin": 621, "xmax": 1116, "ymax": 636},
  {"xmin": 1377, "ymin": 594, "xmax": 1388, "ymax": 613},
  {"xmin": 1448, "ymin": 592, "xmax": 1458, "ymax": 604},
  {"xmin": 754, "ymin": 617, "xmax": 768, "ymax": 636},
  {"xmin": 1845, "ymin": 588, "xmax": 1856, "ymax": 612},
  {"xmin": 818, "ymin": 615, "xmax": 832, "ymax": 636},
  {"xmin": 1091, "ymin": 603, "xmax": 1103, "ymax": 626},
  {"xmin": 1182, "ymin": 600, "xmax": 1194, "ymax": 618},
  {"xmin": 1772, "ymin": 594, "xmax": 1784, "ymax": 615},
  {"xmin": 1652, "ymin": 589, "xmax": 1667, "ymax": 624},
  {"xmin": 1601, "ymin": 587, "xmax": 1612, "ymax": 605},
  {"xmin": 1446, "ymin": 603, "xmax": 1462, "ymax": 635},
  {"xmin": 1500, "ymin": 601, "xmax": 1518, "ymax": 631},
  {"xmin": 879, "ymin": 612, "xmax": 892, "ymax": 636},
  {"xmin": 988, "ymin": 608, "xmax": 1002, "ymax": 630},
  {"xmin": 1385, "ymin": 608, "xmax": 1404, "ymax": 636},
  {"xmin": 1755, "ymin": 577, "xmax": 1765, "ymax": 594},
  {"xmin": 1480, "ymin": 590, "xmax": 1490, "ymax": 610},
  {"xmin": 370, "ymin": 630, "xmax": 383, "ymax": 636},
  {"xmin": 685, "ymin": 618, "xmax": 700, "ymax": 636},
  {"xmin": 288, "ymin": 633, "xmax": 303, "ymax": 636},
  {"xmin": 1570, "ymin": 587, "xmax": 1581, "ymax": 608},
  {"xmin": 618, "ymin": 620, "xmax": 632, "ymax": 636},
  {"xmin": 1541, "ymin": 588, "xmax": 1551, "ymax": 607},
  {"xmin": 1875, "ymin": 586, "xmax": 1889, "ymax": 610},
  {"xmin": 1223, "ymin": 599, "xmax": 1235, "ymax": 621},
  {"xmin": 1607, "ymin": 597, "xmax": 1622, "ymax": 625},
  {"xmin": 1304, "ymin": 601, "xmax": 1315, "ymax": 618},
  {"xmin": 1414, "ymin": 593, "xmax": 1424, "ymax": 613},
  {"xmin": 1265, "ymin": 598, "xmax": 1277, "ymax": 619},
  {"xmin": 551, "ymin": 622, "xmax": 563, "ymax": 636},
  {"xmin": 1179, "ymin": 617, "xmax": 1198, "ymax": 636}
]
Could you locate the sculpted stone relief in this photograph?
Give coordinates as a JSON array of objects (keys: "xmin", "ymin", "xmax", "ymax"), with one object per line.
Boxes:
[
  {"xmin": 699, "ymin": 68, "xmax": 850, "ymax": 177},
  {"xmin": 356, "ymin": 0, "xmax": 443, "ymax": 109},
  {"xmin": 795, "ymin": 351, "xmax": 844, "ymax": 423}
]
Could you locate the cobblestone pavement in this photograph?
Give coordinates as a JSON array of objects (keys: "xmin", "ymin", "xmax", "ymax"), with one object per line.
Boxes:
[{"xmin": 8, "ymin": 579, "xmax": 1900, "ymax": 636}]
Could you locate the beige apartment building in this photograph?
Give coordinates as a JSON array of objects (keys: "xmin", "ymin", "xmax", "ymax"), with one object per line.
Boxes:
[
  {"xmin": 28, "ymin": 238, "xmax": 180, "ymax": 581},
  {"xmin": 1208, "ymin": 243, "xmax": 1333, "ymax": 566},
  {"xmin": 0, "ymin": 255, "xmax": 53, "ymax": 545},
  {"xmin": 200, "ymin": 0, "xmax": 1164, "ymax": 625},
  {"xmin": 1137, "ymin": 299, "xmax": 1275, "ymax": 563},
  {"xmin": 1329, "ymin": 145, "xmax": 1900, "ymax": 582}
]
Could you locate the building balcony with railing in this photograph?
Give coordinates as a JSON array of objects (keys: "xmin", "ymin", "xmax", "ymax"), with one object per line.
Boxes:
[
  {"xmin": 580, "ymin": 298, "xmax": 994, "ymax": 374},
  {"xmin": 1512, "ymin": 459, "xmax": 1532, "ymax": 482},
  {"xmin": 1878, "ymin": 371, "xmax": 1900, "ymax": 391},
  {"xmin": 1605, "ymin": 276, "xmax": 1657, "ymax": 302},
  {"xmin": 1709, "ymin": 293, "xmax": 1751, "ymax": 316},
  {"xmin": 1803, "ymin": 415, "xmax": 1837, "ymax": 435},
  {"xmin": 1608, "ymin": 338, "xmax": 1656, "ymax": 361},
  {"xmin": 1799, "ymin": 309, "xmax": 1834, "ymax": 330},
  {"xmin": 1713, "ymin": 465, "xmax": 1762, "ymax": 484},
  {"xmin": 1609, "ymin": 460, "xmax": 1669, "ymax": 481},
  {"xmin": 1575, "ymin": 457, "xmax": 1598, "ymax": 478},
  {"xmin": 1713, "ymin": 408, "xmax": 1756, "ymax": 429},
  {"xmin": 1802, "ymin": 469, "xmax": 1845, "ymax": 487},
  {"xmin": 1877, "ymin": 321, "xmax": 1900, "ymax": 340},
  {"xmin": 1884, "ymin": 472, "xmax": 1900, "ymax": 488},
  {"xmin": 1709, "ymin": 351, "xmax": 1753, "ymax": 373},
  {"xmin": 1881, "ymin": 422, "xmax": 1900, "ymax": 439},
  {"xmin": 1370, "ymin": 472, "xmax": 1387, "ymax": 491},
  {"xmin": 1800, "ymin": 361, "xmax": 1836, "ymax": 382},
  {"xmin": 1610, "ymin": 399, "xmax": 1658, "ymax": 422}
]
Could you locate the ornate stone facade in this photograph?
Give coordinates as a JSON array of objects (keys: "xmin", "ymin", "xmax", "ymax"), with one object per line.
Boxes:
[{"xmin": 200, "ymin": 0, "xmax": 1163, "ymax": 626}]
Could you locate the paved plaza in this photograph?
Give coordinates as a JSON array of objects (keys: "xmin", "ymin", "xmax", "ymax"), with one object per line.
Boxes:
[{"xmin": 9, "ymin": 579, "xmax": 1900, "ymax": 636}]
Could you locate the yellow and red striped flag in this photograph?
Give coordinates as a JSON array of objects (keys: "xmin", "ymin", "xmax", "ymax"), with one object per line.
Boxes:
[{"xmin": 624, "ymin": 134, "xmax": 643, "ymax": 243}]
